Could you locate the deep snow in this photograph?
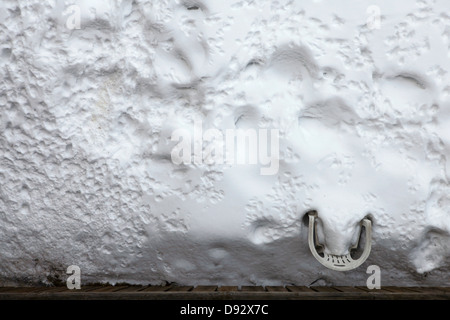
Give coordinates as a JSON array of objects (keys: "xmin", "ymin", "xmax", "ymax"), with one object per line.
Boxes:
[{"xmin": 1, "ymin": 0, "xmax": 450, "ymax": 286}]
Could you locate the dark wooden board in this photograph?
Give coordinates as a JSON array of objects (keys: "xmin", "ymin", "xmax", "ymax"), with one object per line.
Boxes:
[
  {"xmin": 89, "ymin": 285, "xmax": 130, "ymax": 293},
  {"xmin": 192, "ymin": 286, "xmax": 217, "ymax": 292},
  {"xmin": 0, "ymin": 286, "xmax": 449, "ymax": 300},
  {"xmin": 265, "ymin": 286, "xmax": 288, "ymax": 292},
  {"xmin": 217, "ymin": 286, "xmax": 239, "ymax": 292},
  {"xmin": 167, "ymin": 286, "xmax": 193, "ymax": 292},
  {"xmin": 240, "ymin": 286, "xmax": 266, "ymax": 292},
  {"xmin": 114, "ymin": 286, "xmax": 146, "ymax": 292},
  {"xmin": 74, "ymin": 285, "xmax": 106, "ymax": 292},
  {"xmin": 335, "ymin": 286, "xmax": 367, "ymax": 293},
  {"xmin": 310, "ymin": 286, "xmax": 340, "ymax": 293},
  {"xmin": 286, "ymin": 286, "xmax": 315, "ymax": 292},
  {"xmin": 140, "ymin": 285, "xmax": 172, "ymax": 292},
  {"xmin": 34, "ymin": 286, "xmax": 71, "ymax": 293}
]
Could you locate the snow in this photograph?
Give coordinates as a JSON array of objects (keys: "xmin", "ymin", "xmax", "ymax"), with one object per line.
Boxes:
[{"xmin": 0, "ymin": 0, "xmax": 449, "ymax": 286}]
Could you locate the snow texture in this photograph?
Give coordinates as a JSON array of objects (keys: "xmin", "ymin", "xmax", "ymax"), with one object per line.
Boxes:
[{"xmin": 1, "ymin": 0, "xmax": 450, "ymax": 286}]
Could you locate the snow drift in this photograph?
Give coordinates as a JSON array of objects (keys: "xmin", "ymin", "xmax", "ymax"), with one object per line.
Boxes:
[{"xmin": 1, "ymin": 0, "xmax": 450, "ymax": 286}]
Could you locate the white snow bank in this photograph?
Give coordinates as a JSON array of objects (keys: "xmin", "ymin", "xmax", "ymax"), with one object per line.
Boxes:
[{"xmin": 0, "ymin": 0, "xmax": 449, "ymax": 286}]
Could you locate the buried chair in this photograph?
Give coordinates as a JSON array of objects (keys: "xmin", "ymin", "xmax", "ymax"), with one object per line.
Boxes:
[{"xmin": 308, "ymin": 212, "xmax": 372, "ymax": 271}]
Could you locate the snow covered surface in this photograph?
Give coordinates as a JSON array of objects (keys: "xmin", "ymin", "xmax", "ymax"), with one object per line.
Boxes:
[{"xmin": 1, "ymin": 0, "xmax": 450, "ymax": 286}]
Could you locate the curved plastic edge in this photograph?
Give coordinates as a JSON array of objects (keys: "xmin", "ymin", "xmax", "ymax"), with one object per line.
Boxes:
[{"xmin": 308, "ymin": 213, "xmax": 372, "ymax": 271}]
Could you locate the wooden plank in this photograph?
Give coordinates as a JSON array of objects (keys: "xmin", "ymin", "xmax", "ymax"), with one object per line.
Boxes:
[
  {"xmin": 88, "ymin": 285, "xmax": 129, "ymax": 293},
  {"xmin": 369, "ymin": 286, "xmax": 406, "ymax": 293},
  {"xmin": 0, "ymin": 287, "xmax": 24, "ymax": 293},
  {"xmin": 310, "ymin": 286, "xmax": 340, "ymax": 293},
  {"xmin": 35, "ymin": 286, "xmax": 71, "ymax": 293},
  {"xmin": 356, "ymin": 286, "xmax": 393, "ymax": 293},
  {"xmin": 265, "ymin": 286, "xmax": 288, "ymax": 292},
  {"xmin": 217, "ymin": 286, "xmax": 238, "ymax": 292},
  {"xmin": 113, "ymin": 286, "xmax": 146, "ymax": 292},
  {"xmin": 240, "ymin": 286, "xmax": 266, "ymax": 292},
  {"xmin": 411, "ymin": 287, "xmax": 450, "ymax": 293},
  {"xmin": 355, "ymin": 286, "xmax": 370, "ymax": 292},
  {"xmin": 430, "ymin": 287, "xmax": 450, "ymax": 293},
  {"xmin": 0, "ymin": 286, "xmax": 449, "ymax": 300},
  {"xmin": 75, "ymin": 285, "xmax": 107, "ymax": 292},
  {"xmin": 362, "ymin": 286, "xmax": 448, "ymax": 298},
  {"xmin": 403, "ymin": 287, "xmax": 429, "ymax": 293},
  {"xmin": 383, "ymin": 286, "xmax": 421, "ymax": 293},
  {"xmin": 191, "ymin": 286, "xmax": 217, "ymax": 292},
  {"xmin": 0, "ymin": 287, "xmax": 42, "ymax": 293},
  {"xmin": 25, "ymin": 287, "xmax": 53, "ymax": 293},
  {"xmin": 140, "ymin": 285, "xmax": 172, "ymax": 292},
  {"xmin": 167, "ymin": 286, "xmax": 193, "ymax": 292},
  {"xmin": 400, "ymin": 287, "xmax": 450, "ymax": 294},
  {"xmin": 335, "ymin": 286, "xmax": 367, "ymax": 293},
  {"xmin": 286, "ymin": 286, "xmax": 315, "ymax": 292}
]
